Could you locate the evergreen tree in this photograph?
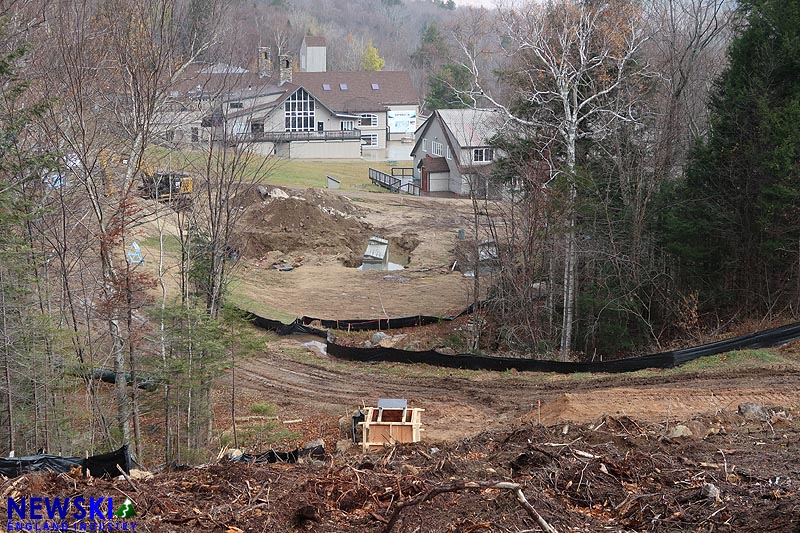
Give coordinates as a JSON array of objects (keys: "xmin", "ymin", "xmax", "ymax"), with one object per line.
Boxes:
[
  {"xmin": 425, "ymin": 64, "xmax": 474, "ymax": 109},
  {"xmin": 0, "ymin": 44, "xmax": 62, "ymax": 452},
  {"xmin": 659, "ymin": 0, "xmax": 800, "ymax": 312}
]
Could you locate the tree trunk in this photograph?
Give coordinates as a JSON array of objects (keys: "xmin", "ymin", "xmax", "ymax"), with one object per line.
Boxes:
[
  {"xmin": 0, "ymin": 271, "xmax": 14, "ymax": 453},
  {"xmin": 560, "ymin": 117, "xmax": 579, "ymax": 359}
]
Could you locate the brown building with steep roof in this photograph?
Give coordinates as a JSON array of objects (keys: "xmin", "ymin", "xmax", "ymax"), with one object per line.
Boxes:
[{"xmin": 157, "ymin": 46, "xmax": 419, "ymax": 160}]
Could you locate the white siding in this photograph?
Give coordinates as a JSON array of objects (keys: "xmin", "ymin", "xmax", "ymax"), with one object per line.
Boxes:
[{"xmin": 429, "ymin": 172, "xmax": 449, "ymax": 192}]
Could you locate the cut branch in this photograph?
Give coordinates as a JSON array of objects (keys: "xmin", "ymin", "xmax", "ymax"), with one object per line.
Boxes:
[{"xmin": 382, "ymin": 480, "xmax": 558, "ymax": 533}]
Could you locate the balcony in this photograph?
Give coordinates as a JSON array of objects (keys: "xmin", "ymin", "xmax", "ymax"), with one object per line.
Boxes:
[{"xmin": 233, "ymin": 129, "xmax": 362, "ymax": 143}]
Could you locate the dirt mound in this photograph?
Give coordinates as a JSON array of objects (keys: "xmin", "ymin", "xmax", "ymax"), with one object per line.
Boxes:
[
  {"xmin": 234, "ymin": 188, "xmax": 419, "ymax": 266},
  {"xmin": 236, "ymin": 196, "xmax": 372, "ymax": 264}
]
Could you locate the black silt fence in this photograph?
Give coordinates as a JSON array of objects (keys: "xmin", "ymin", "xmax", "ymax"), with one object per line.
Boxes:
[
  {"xmin": 0, "ymin": 445, "xmax": 131, "ymax": 479},
  {"xmin": 242, "ymin": 306, "xmax": 800, "ymax": 374},
  {"xmin": 326, "ymin": 321, "xmax": 800, "ymax": 373}
]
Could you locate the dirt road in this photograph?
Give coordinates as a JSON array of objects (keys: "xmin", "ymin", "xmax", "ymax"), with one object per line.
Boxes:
[{"xmin": 229, "ymin": 336, "xmax": 800, "ymax": 443}]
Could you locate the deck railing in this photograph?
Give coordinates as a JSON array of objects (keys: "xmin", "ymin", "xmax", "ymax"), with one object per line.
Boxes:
[
  {"xmin": 369, "ymin": 168, "xmax": 420, "ymax": 196},
  {"xmin": 234, "ymin": 129, "xmax": 361, "ymax": 143}
]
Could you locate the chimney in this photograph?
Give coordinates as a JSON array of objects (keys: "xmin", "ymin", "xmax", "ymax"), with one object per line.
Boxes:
[
  {"xmin": 278, "ymin": 54, "xmax": 292, "ymax": 84},
  {"xmin": 257, "ymin": 46, "xmax": 272, "ymax": 78}
]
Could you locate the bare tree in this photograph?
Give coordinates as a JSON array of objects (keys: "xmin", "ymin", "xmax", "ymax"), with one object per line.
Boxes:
[
  {"xmin": 455, "ymin": 0, "xmax": 650, "ymax": 357},
  {"xmin": 27, "ymin": 0, "xmax": 218, "ymax": 452}
]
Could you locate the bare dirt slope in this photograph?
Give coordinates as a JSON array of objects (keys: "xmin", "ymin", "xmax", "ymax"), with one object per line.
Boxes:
[
  {"xmin": 229, "ymin": 336, "xmax": 800, "ymax": 444},
  {"xmin": 232, "ymin": 189, "xmax": 478, "ymax": 319}
]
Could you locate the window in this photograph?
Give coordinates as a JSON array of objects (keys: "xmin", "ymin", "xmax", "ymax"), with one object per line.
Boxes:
[
  {"xmin": 432, "ymin": 141, "xmax": 444, "ymax": 157},
  {"xmin": 422, "ymin": 139, "xmax": 428, "ymax": 152},
  {"xmin": 446, "ymin": 146, "xmax": 451, "ymax": 160},
  {"xmin": 191, "ymin": 127, "xmax": 199, "ymax": 142},
  {"xmin": 251, "ymin": 122, "xmax": 264, "ymax": 133},
  {"xmin": 341, "ymin": 120, "xmax": 355, "ymax": 131},
  {"xmin": 361, "ymin": 134, "xmax": 378, "ymax": 147},
  {"xmin": 339, "ymin": 83, "xmax": 348, "ymax": 90},
  {"xmin": 359, "ymin": 113, "xmax": 377, "ymax": 127},
  {"xmin": 371, "ymin": 83, "xmax": 380, "ymax": 90},
  {"xmin": 284, "ymin": 88, "xmax": 316, "ymax": 131},
  {"xmin": 229, "ymin": 102, "xmax": 244, "ymax": 109},
  {"xmin": 322, "ymin": 84, "xmax": 331, "ymax": 91},
  {"xmin": 473, "ymin": 148, "xmax": 494, "ymax": 162}
]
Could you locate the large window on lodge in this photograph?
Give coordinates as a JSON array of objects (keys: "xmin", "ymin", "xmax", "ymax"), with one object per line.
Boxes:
[{"xmin": 284, "ymin": 88, "xmax": 315, "ymax": 131}]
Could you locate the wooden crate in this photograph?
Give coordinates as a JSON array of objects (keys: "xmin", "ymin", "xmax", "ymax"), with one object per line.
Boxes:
[{"xmin": 358, "ymin": 406, "xmax": 424, "ymax": 451}]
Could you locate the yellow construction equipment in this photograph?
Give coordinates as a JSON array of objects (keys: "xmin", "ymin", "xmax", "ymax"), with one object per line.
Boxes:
[{"xmin": 139, "ymin": 171, "xmax": 193, "ymax": 202}]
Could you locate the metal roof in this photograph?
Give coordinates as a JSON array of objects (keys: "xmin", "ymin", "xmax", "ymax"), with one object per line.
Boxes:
[{"xmin": 437, "ymin": 108, "xmax": 503, "ymax": 148}]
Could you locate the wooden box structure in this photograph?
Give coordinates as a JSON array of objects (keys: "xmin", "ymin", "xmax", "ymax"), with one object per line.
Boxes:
[{"xmin": 358, "ymin": 399, "xmax": 424, "ymax": 451}]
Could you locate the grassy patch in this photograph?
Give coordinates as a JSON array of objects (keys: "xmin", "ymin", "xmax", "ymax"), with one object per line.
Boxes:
[
  {"xmin": 220, "ymin": 421, "xmax": 299, "ymax": 449},
  {"xmin": 227, "ymin": 291, "xmax": 297, "ymax": 323},
  {"xmin": 140, "ymin": 234, "xmax": 183, "ymax": 255},
  {"xmin": 145, "ymin": 147, "xmax": 409, "ymax": 190},
  {"xmin": 664, "ymin": 349, "xmax": 789, "ymax": 373},
  {"xmin": 249, "ymin": 402, "xmax": 279, "ymax": 417}
]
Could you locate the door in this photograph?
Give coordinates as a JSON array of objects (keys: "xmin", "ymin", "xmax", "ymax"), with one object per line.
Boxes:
[
  {"xmin": 317, "ymin": 122, "xmax": 324, "ymax": 132},
  {"xmin": 421, "ymin": 168, "xmax": 428, "ymax": 192}
]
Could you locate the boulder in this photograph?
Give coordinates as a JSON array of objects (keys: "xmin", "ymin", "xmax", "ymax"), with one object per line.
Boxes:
[
  {"xmin": 666, "ymin": 424, "xmax": 694, "ymax": 438},
  {"xmin": 269, "ymin": 187, "xmax": 290, "ymax": 199},
  {"xmin": 701, "ymin": 482, "xmax": 721, "ymax": 501},
  {"xmin": 371, "ymin": 332, "xmax": 391, "ymax": 345},
  {"xmin": 738, "ymin": 402, "xmax": 771, "ymax": 421}
]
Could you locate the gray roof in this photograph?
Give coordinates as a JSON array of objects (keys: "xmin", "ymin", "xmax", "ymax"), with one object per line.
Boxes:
[{"xmin": 438, "ymin": 108, "xmax": 504, "ymax": 148}]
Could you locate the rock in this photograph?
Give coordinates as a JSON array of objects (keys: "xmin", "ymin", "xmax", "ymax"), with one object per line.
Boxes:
[
  {"xmin": 371, "ymin": 332, "xmax": 391, "ymax": 345},
  {"xmin": 685, "ymin": 420, "xmax": 709, "ymax": 438},
  {"xmin": 364, "ymin": 340, "xmax": 372, "ymax": 348},
  {"xmin": 128, "ymin": 469, "xmax": 153, "ymax": 480},
  {"xmin": 738, "ymin": 402, "xmax": 771, "ymax": 421},
  {"xmin": 336, "ymin": 440, "xmax": 353, "ymax": 454},
  {"xmin": 666, "ymin": 424, "xmax": 694, "ymax": 438},
  {"xmin": 379, "ymin": 333, "xmax": 407, "ymax": 348},
  {"xmin": 222, "ymin": 448, "xmax": 244, "ymax": 461},
  {"xmin": 701, "ymin": 482, "xmax": 721, "ymax": 501},
  {"xmin": 304, "ymin": 438, "xmax": 325, "ymax": 450},
  {"xmin": 269, "ymin": 187, "xmax": 290, "ymax": 200}
]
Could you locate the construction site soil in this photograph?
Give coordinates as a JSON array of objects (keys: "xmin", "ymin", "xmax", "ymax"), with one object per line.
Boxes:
[
  {"xmin": 4, "ymin": 411, "xmax": 797, "ymax": 532},
  {"xmin": 234, "ymin": 187, "xmax": 421, "ymax": 268},
  {"xmin": 115, "ymin": 186, "xmax": 800, "ymax": 530}
]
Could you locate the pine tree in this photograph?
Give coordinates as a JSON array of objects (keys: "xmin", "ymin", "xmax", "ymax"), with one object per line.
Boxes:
[
  {"xmin": 425, "ymin": 64, "xmax": 474, "ymax": 110},
  {"xmin": 659, "ymin": 0, "xmax": 800, "ymax": 312}
]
